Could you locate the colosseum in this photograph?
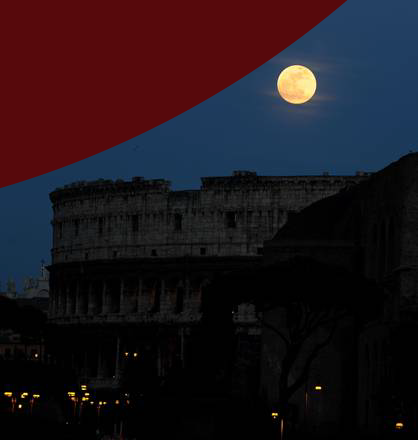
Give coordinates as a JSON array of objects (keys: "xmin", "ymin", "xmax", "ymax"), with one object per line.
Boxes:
[{"xmin": 47, "ymin": 170, "xmax": 369, "ymax": 391}]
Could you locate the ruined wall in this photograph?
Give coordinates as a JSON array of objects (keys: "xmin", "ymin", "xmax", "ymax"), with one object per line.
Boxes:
[
  {"xmin": 48, "ymin": 170, "xmax": 366, "ymax": 388},
  {"xmin": 50, "ymin": 171, "xmax": 364, "ymax": 264},
  {"xmin": 49, "ymin": 171, "xmax": 366, "ymax": 323}
]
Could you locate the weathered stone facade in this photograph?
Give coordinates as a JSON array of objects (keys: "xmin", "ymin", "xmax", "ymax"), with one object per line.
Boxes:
[
  {"xmin": 47, "ymin": 171, "xmax": 368, "ymax": 389},
  {"xmin": 262, "ymin": 154, "xmax": 418, "ymax": 437}
]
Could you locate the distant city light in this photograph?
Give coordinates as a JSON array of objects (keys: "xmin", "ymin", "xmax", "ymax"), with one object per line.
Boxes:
[
  {"xmin": 18, "ymin": 404, "xmax": 22, "ymax": 409},
  {"xmin": 4, "ymin": 392, "xmax": 12, "ymax": 397},
  {"xmin": 33, "ymin": 394, "xmax": 40, "ymax": 399},
  {"xmin": 81, "ymin": 385, "xmax": 87, "ymax": 390},
  {"xmin": 314, "ymin": 385, "xmax": 322, "ymax": 391},
  {"xmin": 133, "ymin": 352, "xmax": 138, "ymax": 357},
  {"xmin": 272, "ymin": 412, "xmax": 279, "ymax": 419},
  {"xmin": 396, "ymin": 422, "xmax": 404, "ymax": 430}
]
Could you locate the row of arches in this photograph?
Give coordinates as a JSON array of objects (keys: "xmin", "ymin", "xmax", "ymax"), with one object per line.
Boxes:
[{"xmin": 49, "ymin": 276, "xmax": 208, "ymax": 319}]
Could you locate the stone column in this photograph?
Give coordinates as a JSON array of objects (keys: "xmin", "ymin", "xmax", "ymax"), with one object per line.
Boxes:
[
  {"xmin": 59, "ymin": 284, "xmax": 65, "ymax": 316},
  {"xmin": 157, "ymin": 346, "xmax": 162, "ymax": 377},
  {"xmin": 102, "ymin": 280, "xmax": 109, "ymax": 314},
  {"xmin": 119, "ymin": 279, "xmax": 125, "ymax": 314},
  {"xmin": 97, "ymin": 345, "xmax": 103, "ymax": 378},
  {"xmin": 48, "ymin": 288, "xmax": 55, "ymax": 317},
  {"xmin": 180, "ymin": 327, "xmax": 185, "ymax": 367},
  {"xmin": 159, "ymin": 279, "xmax": 165, "ymax": 314},
  {"xmin": 87, "ymin": 282, "xmax": 96, "ymax": 315},
  {"xmin": 136, "ymin": 278, "xmax": 142, "ymax": 313},
  {"xmin": 114, "ymin": 336, "xmax": 121, "ymax": 380},
  {"xmin": 55, "ymin": 285, "xmax": 60, "ymax": 316},
  {"xmin": 74, "ymin": 281, "xmax": 80, "ymax": 315},
  {"xmin": 64, "ymin": 284, "xmax": 71, "ymax": 315},
  {"xmin": 75, "ymin": 281, "xmax": 81, "ymax": 315},
  {"xmin": 113, "ymin": 279, "xmax": 121, "ymax": 314}
]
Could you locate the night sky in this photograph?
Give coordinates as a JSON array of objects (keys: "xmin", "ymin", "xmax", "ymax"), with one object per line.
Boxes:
[{"xmin": 1, "ymin": 0, "xmax": 418, "ymax": 289}]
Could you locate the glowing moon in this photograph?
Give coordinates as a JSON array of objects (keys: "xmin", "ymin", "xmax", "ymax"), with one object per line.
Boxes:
[{"xmin": 277, "ymin": 65, "xmax": 317, "ymax": 104}]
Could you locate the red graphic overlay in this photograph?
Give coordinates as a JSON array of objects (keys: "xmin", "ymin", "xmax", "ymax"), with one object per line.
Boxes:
[{"xmin": 0, "ymin": 0, "xmax": 346, "ymax": 188}]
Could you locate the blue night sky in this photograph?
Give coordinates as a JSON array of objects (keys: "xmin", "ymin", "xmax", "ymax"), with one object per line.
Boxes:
[{"xmin": 1, "ymin": 0, "xmax": 418, "ymax": 290}]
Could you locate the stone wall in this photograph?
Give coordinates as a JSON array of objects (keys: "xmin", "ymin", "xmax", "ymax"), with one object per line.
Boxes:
[
  {"xmin": 50, "ymin": 171, "xmax": 366, "ymax": 264},
  {"xmin": 48, "ymin": 170, "xmax": 367, "ymax": 388}
]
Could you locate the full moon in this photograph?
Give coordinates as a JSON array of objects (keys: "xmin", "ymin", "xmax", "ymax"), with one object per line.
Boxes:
[{"xmin": 277, "ymin": 65, "xmax": 317, "ymax": 104}]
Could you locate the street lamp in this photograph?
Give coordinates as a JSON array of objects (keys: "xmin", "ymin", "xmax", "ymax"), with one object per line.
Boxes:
[
  {"xmin": 304, "ymin": 384, "xmax": 323, "ymax": 430},
  {"xmin": 29, "ymin": 393, "xmax": 40, "ymax": 415}
]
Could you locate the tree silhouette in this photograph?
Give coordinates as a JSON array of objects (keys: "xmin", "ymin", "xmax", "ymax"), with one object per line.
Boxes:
[{"xmin": 204, "ymin": 257, "xmax": 382, "ymax": 437}]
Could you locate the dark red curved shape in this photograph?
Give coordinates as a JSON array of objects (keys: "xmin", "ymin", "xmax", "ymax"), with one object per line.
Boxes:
[{"xmin": 0, "ymin": 0, "xmax": 346, "ymax": 188}]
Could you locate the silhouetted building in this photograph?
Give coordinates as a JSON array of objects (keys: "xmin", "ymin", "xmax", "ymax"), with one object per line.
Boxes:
[
  {"xmin": 0, "ymin": 278, "xmax": 17, "ymax": 300},
  {"xmin": 0, "ymin": 329, "xmax": 43, "ymax": 361},
  {"xmin": 260, "ymin": 153, "xmax": 418, "ymax": 438},
  {"xmin": 47, "ymin": 171, "xmax": 365, "ymax": 391}
]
